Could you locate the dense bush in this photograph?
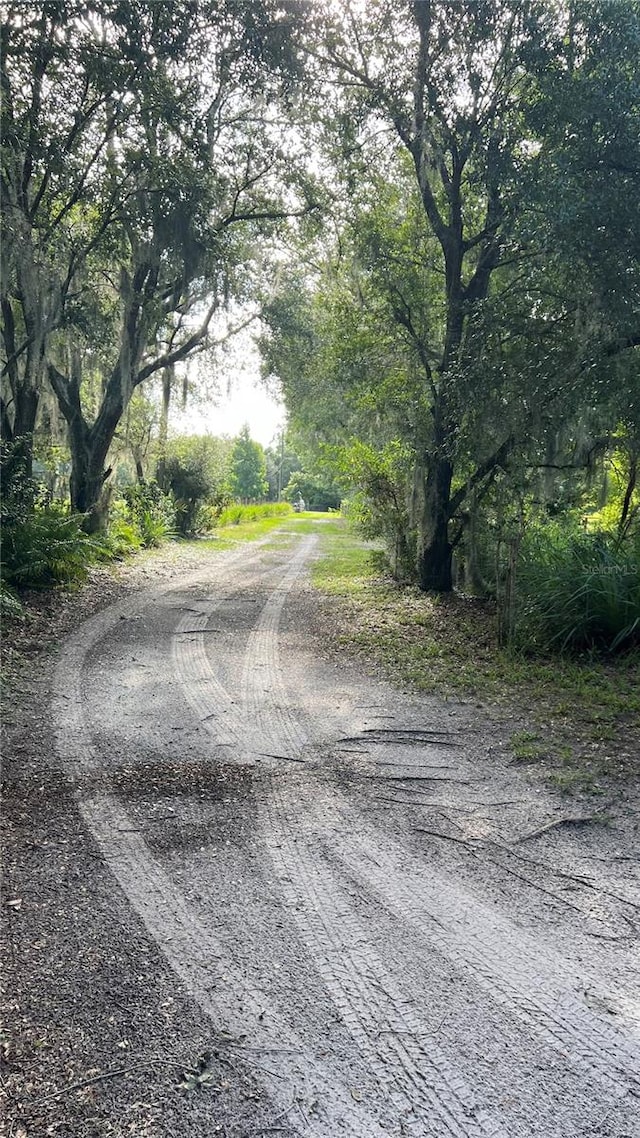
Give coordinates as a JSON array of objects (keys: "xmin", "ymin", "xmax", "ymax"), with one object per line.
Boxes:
[
  {"xmin": 0, "ymin": 437, "xmax": 38, "ymax": 527},
  {"xmin": 515, "ymin": 523, "xmax": 640, "ymax": 654},
  {"xmin": 1, "ymin": 504, "xmax": 105, "ymax": 589},
  {"xmin": 105, "ymin": 508, "xmax": 144, "ymax": 558},
  {"xmin": 157, "ymin": 457, "xmax": 212, "ymax": 534}
]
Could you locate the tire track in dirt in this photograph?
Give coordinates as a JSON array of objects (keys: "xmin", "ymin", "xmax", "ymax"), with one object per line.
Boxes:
[
  {"xmin": 53, "ymin": 541, "xmax": 391, "ymax": 1137},
  {"xmin": 236, "ymin": 536, "xmax": 640, "ymax": 1109},
  {"xmin": 240, "ymin": 536, "xmax": 316, "ymax": 760},
  {"xmin": 281, "ymin": 779, "xmax": 640, "ymax": 1098},
  {"xmin": 262, "ymin": 784, "xmax": 507, "ymax": 1138},
  {"xmin": 171, "ymin": 554, "xmax": 288, "ymax": 753},
  {"xmin": 238, "ymin": 538, "xmax": 508, "ymax": 1136},
  {"xmin": 175, "ymin": 537, "xmax": 505, "ymax": 1132}
]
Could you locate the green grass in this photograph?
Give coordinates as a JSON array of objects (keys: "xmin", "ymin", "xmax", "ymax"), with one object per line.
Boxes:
[
  {"xmin": 216, "ymin": 501, "xmax": 293, "ymax": 527},
  {"xmin": 308, "ymin": 519, "xmax": 640, "ymax": 785},
  {"xmin": 202, "ymin": 510, "xmax": 337, "ymax": 548},
  {"xmin": 510, "ymin": 730, "xmax": 545, "ymax": 764},
  {"xmin": 203, "ymin": 516, "xmax": 295, "ymax": 546}
]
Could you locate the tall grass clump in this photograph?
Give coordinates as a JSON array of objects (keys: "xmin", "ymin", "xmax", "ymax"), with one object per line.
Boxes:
[
  {"xmin": 216, "ymin": 502, "xmax": 293, "ymax": 527},
  {"xmin": 515, "ymin": 522, "xmax": 640, "ymax": 654}
]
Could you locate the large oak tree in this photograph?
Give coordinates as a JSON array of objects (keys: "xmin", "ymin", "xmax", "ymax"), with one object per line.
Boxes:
[{"xmin": 1, "ymin": 0, "xmax": 313, "ymax": 527}]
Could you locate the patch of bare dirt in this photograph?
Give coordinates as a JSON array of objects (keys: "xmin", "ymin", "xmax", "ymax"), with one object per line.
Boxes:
[
  {"xmin": 2, "ymin": 534, "xmax": 639, "ymax": 1138},
  {"xmin": 1, "ymin": 546, "xmax": 298, "ymax": 1138}
]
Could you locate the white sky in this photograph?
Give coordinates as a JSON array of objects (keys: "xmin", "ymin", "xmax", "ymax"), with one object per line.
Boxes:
[
  {"xmin": 170, "ymin": 321, "xmax": 286, "ymax": 449},
  {"xmin": 172, "ymin": 371, "xmax": 285, "ymax": 448}
]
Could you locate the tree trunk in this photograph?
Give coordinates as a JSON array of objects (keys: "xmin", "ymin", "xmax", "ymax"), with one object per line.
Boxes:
[
  {"xmin": 67, "ymin": 420, "xmax": 113, "ymax": 532},
  {"xmin": 50, "ymin": 360, "xmax": 122, "ymax": 532},
  {"xmin": 156, "ymin": 365, "xmax": 173, "ymax": 486},
  {"xmin": 415, "ymin": 454, "xmax": 454, "ymax": 592},
  {"xmin": 1, "ymin": 296, "xmax": 43, "ymax": 478},
  {"xmin": 8, "ymin": 386, "xmax": 40, "ymax": 474}
]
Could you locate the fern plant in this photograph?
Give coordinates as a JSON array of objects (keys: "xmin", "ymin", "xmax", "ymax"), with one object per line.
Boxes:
[{"xmin": 1, "ymin": 506, "xmax": 104, "ymax": 588}]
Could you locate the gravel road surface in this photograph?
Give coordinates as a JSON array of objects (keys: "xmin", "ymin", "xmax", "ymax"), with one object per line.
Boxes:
[{"xmin": 5, "ymin": 527, "xmax": 639, "ymax": 1136}]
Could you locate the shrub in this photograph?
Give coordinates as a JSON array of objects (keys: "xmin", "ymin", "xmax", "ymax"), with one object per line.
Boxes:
[
  {"xmin": 0, "ymin": 436, "xmax": 38, "ymax": 527},
  {"xmin": 121, "ymin": 481, "xmax": 175, "ymax": 546},
  {"xmin": 157, "ymin": 458, "xmax": 210, "ymax": 535},
  {"xmin": 105, "ymin": 514, "xmax": 143, "ymax": 559},
  {"xmin": 1, "ymin": 504, "xmax": 105, "ymax": 589},
  {"xmin": 195, "ymin": 501, "xmax": 225, "ymax": 533},
  {"xmin": 515, "ymin": 522, "xmax": 640, "ymax": 654}
]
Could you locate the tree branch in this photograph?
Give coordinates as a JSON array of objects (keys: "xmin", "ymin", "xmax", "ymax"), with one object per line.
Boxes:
[
  {"xmin": 135, "ymin": 300, "xmax": 221, "ymax": 384},
  {"xmin": 449, "ymin": 435, "xmax": 514, "ymax": 517}
]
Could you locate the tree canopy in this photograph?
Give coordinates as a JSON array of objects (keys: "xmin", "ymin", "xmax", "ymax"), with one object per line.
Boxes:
[
  {"xmin": 1, "ymin": 0, "xmax": 315, "ymax": 526},
  {"xmin": 261, "ymin": 0, "xmax": 640, "ymax": 588},
  {"xmin": 230, "ymin": 424, "xmax": 269, "ymax": 501},
  {"xmin": 2, "ymin": 0, "xmax": 639, "ymax": 597}
]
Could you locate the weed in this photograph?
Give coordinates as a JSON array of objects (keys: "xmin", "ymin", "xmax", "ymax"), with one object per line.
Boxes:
[
  {"xmin": 178, "ymin": 1053, "xmax": 214, "ymax": 1092},
  {"xmin": 548, "ymin": 770, "xmax": 603, "ymax": 796},
  {"xmin": 510, "ymin": 731, "xmax": 545, "ymax": 763}
]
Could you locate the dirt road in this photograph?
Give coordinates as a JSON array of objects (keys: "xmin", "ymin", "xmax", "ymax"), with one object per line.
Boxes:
[{"xmin": 5, "ymin": 526, "xmax": 640, "ymax": 1136}]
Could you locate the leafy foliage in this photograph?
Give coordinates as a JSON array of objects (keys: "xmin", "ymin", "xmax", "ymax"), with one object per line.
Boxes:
[
  {"xmin": 157, "ymin": 435, "xmax": 233, "ymax": 534},
  {"xmin": 105, "ymin": 512, "xmax": 144, "ymax": 559},
  {"xmin": 0, "ymin": 580, "xmax": 23, "ymax": 618},
  {"xmin": 229, "ymin": 425, "xmax": 268, "ymax": 501},
  {"xmin": 2, "ymin": 0, "xmax": 315, "ymax": 525},
  {"xmin": 262, "ymin": 0, "xmax": 640, "ymax": 593},
  {"xmin": 283, "ymin": 470, "xmax": 341, "ymax": 511},
  {"xmin": 0, "ymin": 437, "xmax": 39, "ymax": 527},
  {"xmin": 1, "ymin": 506, "xmax": 105, "ymax": 589},
  {"xmin": 122, "ymin": 481, "xmax": 176, "ymax": 547},
  {"xmin": 515, "ymin": 524, "xmax": 640, "ymax": 654},
  {"xmin": 157, "ymin": 458, "xmax": 211, "ymax": 535},
  {"xmin": 264, "ymin": 435, "xmax": 302, "ymax": 501}
]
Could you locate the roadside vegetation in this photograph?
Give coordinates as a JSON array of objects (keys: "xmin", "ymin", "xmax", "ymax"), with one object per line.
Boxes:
[
  {"xmin": 0, "ymin": 427, "xmax": 312, "ymax": 611},
  {"xmin": 311, "ymin": 518, "xmax": 640, "ymax": 787}
]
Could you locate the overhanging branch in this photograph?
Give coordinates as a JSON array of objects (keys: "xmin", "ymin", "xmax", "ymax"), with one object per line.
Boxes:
[{"xmin": 448, "ymin": 435, "xmax": 514, "ymax": 518}]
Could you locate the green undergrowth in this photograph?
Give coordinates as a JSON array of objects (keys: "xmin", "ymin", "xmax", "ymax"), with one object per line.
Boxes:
[{"xmin": 310, "ymin": 520, "xmax": 640, "ymax": 784}]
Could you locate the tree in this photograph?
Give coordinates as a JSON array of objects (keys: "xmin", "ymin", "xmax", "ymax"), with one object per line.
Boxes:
[
  {"xmin": 283, "ymin": 469, "xmax": 341, "ymax": 511},
  {"xmin": 2, "ymin": 0, "xmax": 315, "ymax": 529},
  {"xmin": 266, "ymin": 0, "xmax": 640, "ymax": 590},
  {"xmin": 1, "ymin": 1, "xmax": 109, "ymax": 469},
  {"xmin": 230, "ymin": 424, "xmax": 268, "ymax": 500},
  {"xmin": 264, "ymin": 431, "xmax": 301, "ymax": 500}
]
